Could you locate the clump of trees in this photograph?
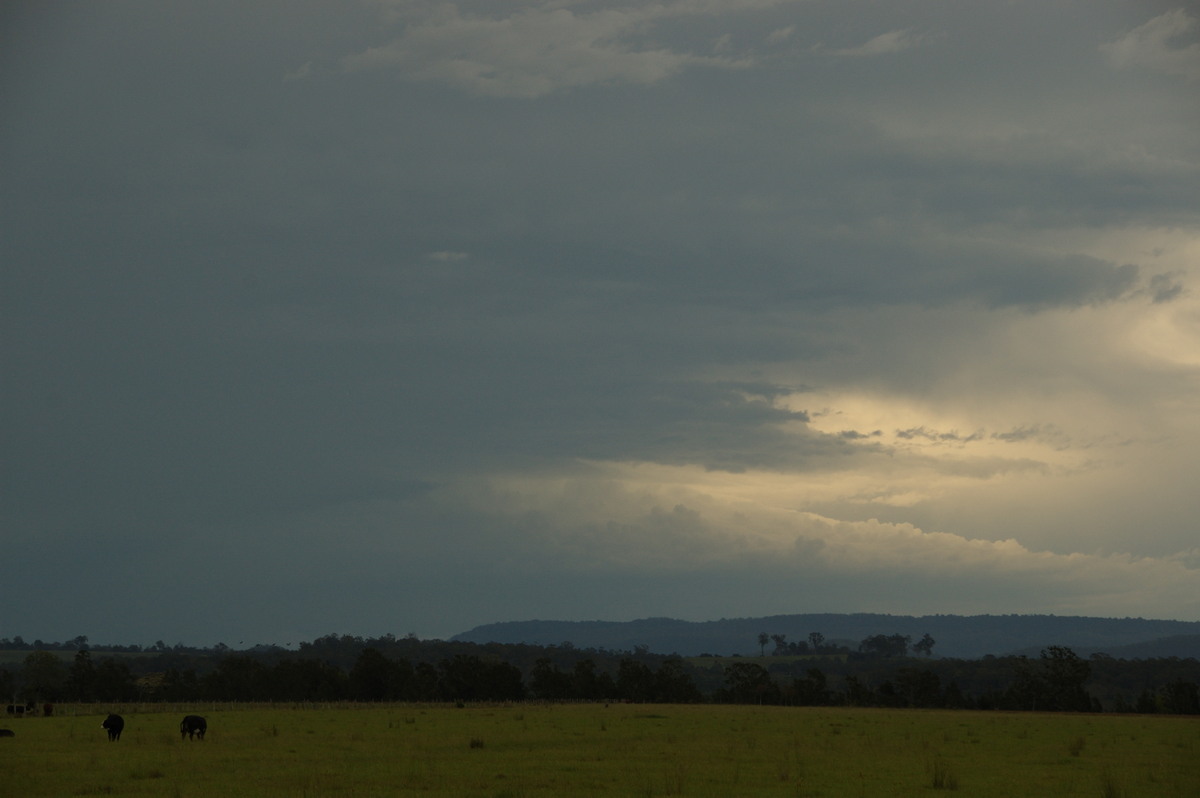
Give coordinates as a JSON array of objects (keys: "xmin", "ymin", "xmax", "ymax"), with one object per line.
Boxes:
[
  {"xmin": 757, "ymin": 631, "xmax": 852, "ymax": 656},
  {"xmin": 756, "ymin": 631, "xmax": 936, "ymax": 658},
  {"xmin": 1007, "ymin": 645, "xmax": 1095, "ymax": 711}
]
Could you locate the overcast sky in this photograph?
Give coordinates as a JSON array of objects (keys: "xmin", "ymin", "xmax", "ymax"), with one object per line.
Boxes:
[{"xmin": 3, "ymin": 0, "xmax": 1199, "ymax": 647}]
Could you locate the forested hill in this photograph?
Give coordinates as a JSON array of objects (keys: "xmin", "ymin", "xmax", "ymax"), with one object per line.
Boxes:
[{"xmin": 451, "ymin": 614, "xmax": 1200, "ymax": 659}]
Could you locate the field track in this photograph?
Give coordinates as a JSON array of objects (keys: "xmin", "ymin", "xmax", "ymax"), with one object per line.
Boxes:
[{"xmin": 1, "ymin": 703, "xmax": 1196, "ymax": 796}]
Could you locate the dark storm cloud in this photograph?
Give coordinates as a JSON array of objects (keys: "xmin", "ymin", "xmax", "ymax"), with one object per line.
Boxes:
[{"xmin": 3, "ymin": 1, "xmax": 1199, "ymax": 643}]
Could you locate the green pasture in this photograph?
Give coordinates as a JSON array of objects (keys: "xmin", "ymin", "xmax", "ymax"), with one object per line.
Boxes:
[{"xmin": 0, "ymin": 703, "xmax": 1195, "ymax": 797}]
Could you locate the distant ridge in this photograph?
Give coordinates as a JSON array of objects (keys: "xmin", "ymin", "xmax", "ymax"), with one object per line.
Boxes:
[
  {"xmin": 451, "ymin": 614, "xmax": 1200, "ymax": 659},
  {"xmin": 1067, "ymin": 634, "xmax": 1200, "ymax": 660}
]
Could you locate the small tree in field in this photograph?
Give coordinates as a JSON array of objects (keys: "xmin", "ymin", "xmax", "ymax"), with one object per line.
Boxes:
[{"xmin": 721, "ymin": 662, "xmax": 779, "ymax": 704}]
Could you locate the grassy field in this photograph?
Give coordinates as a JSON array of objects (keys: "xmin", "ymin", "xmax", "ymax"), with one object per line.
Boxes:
[{"xmin": 0, "ymin": 702, "xmax": 1195, "ymax": 797}]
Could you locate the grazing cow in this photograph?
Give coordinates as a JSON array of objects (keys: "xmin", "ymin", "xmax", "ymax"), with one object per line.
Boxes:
[
  {"xmin": 180, "ymin": 715, "xmax": 207, "ymax": 740},
  {"xmin": 101, "ymin": 713, "xmax": 124, "ymax": 741},
  {"xmin": 0, "ymin": 729, "xmax": 14, "ymax": 737}
]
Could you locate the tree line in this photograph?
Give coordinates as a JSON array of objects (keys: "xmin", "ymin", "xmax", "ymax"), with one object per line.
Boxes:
[
  {"xmin": 3, "ymin": 633, "xmax": 1198, "ymax": 714},
  {"xmin": 5, "ymin": 648, "xmax": 701, "ymax": 705},
  {"xmin": 712, "ymin": 644, "xmax": 1200, "ymax": 714}
]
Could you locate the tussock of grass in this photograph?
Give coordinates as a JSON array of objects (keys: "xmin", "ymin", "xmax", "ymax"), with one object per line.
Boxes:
[
  {"xmin": 929, "ymin": 758, "xmax": 959, "ymax": 790},
  {"xmin": 1100, "ymin": 772, "xmax": 1127, "ymax": 798}
]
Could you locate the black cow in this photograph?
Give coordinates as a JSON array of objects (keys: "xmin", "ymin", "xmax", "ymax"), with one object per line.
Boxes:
[
  {"xmin": 180, "ymin": 715, "xmax": 207, "ymax": 740},
  {"xmin": 101, "ymin": 713, "xmax": 124, "ymax": 741},
  {"xmin": 0, "ymin": 729, "xmax": 14, "ymax": 737}
]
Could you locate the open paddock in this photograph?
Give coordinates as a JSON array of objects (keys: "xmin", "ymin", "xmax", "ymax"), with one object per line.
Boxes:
[{"xmin": 0, "ymin": 703, "xmax": 1195, "ymax": 796}]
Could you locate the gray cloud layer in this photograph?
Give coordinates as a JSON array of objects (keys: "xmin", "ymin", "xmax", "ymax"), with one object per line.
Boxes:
[{"xmin": 3, "ymin": 0, "xmax": 1199, "ymax": 644}]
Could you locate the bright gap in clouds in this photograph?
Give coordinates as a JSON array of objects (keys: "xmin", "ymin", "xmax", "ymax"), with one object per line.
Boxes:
[
  {"xmin": 458, "ymin": 453, "xmax": 1200, "ymax": 621},
  {"xmin": 486, "ymin": 220, "xmax": 1200, "ymax": 613}
]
